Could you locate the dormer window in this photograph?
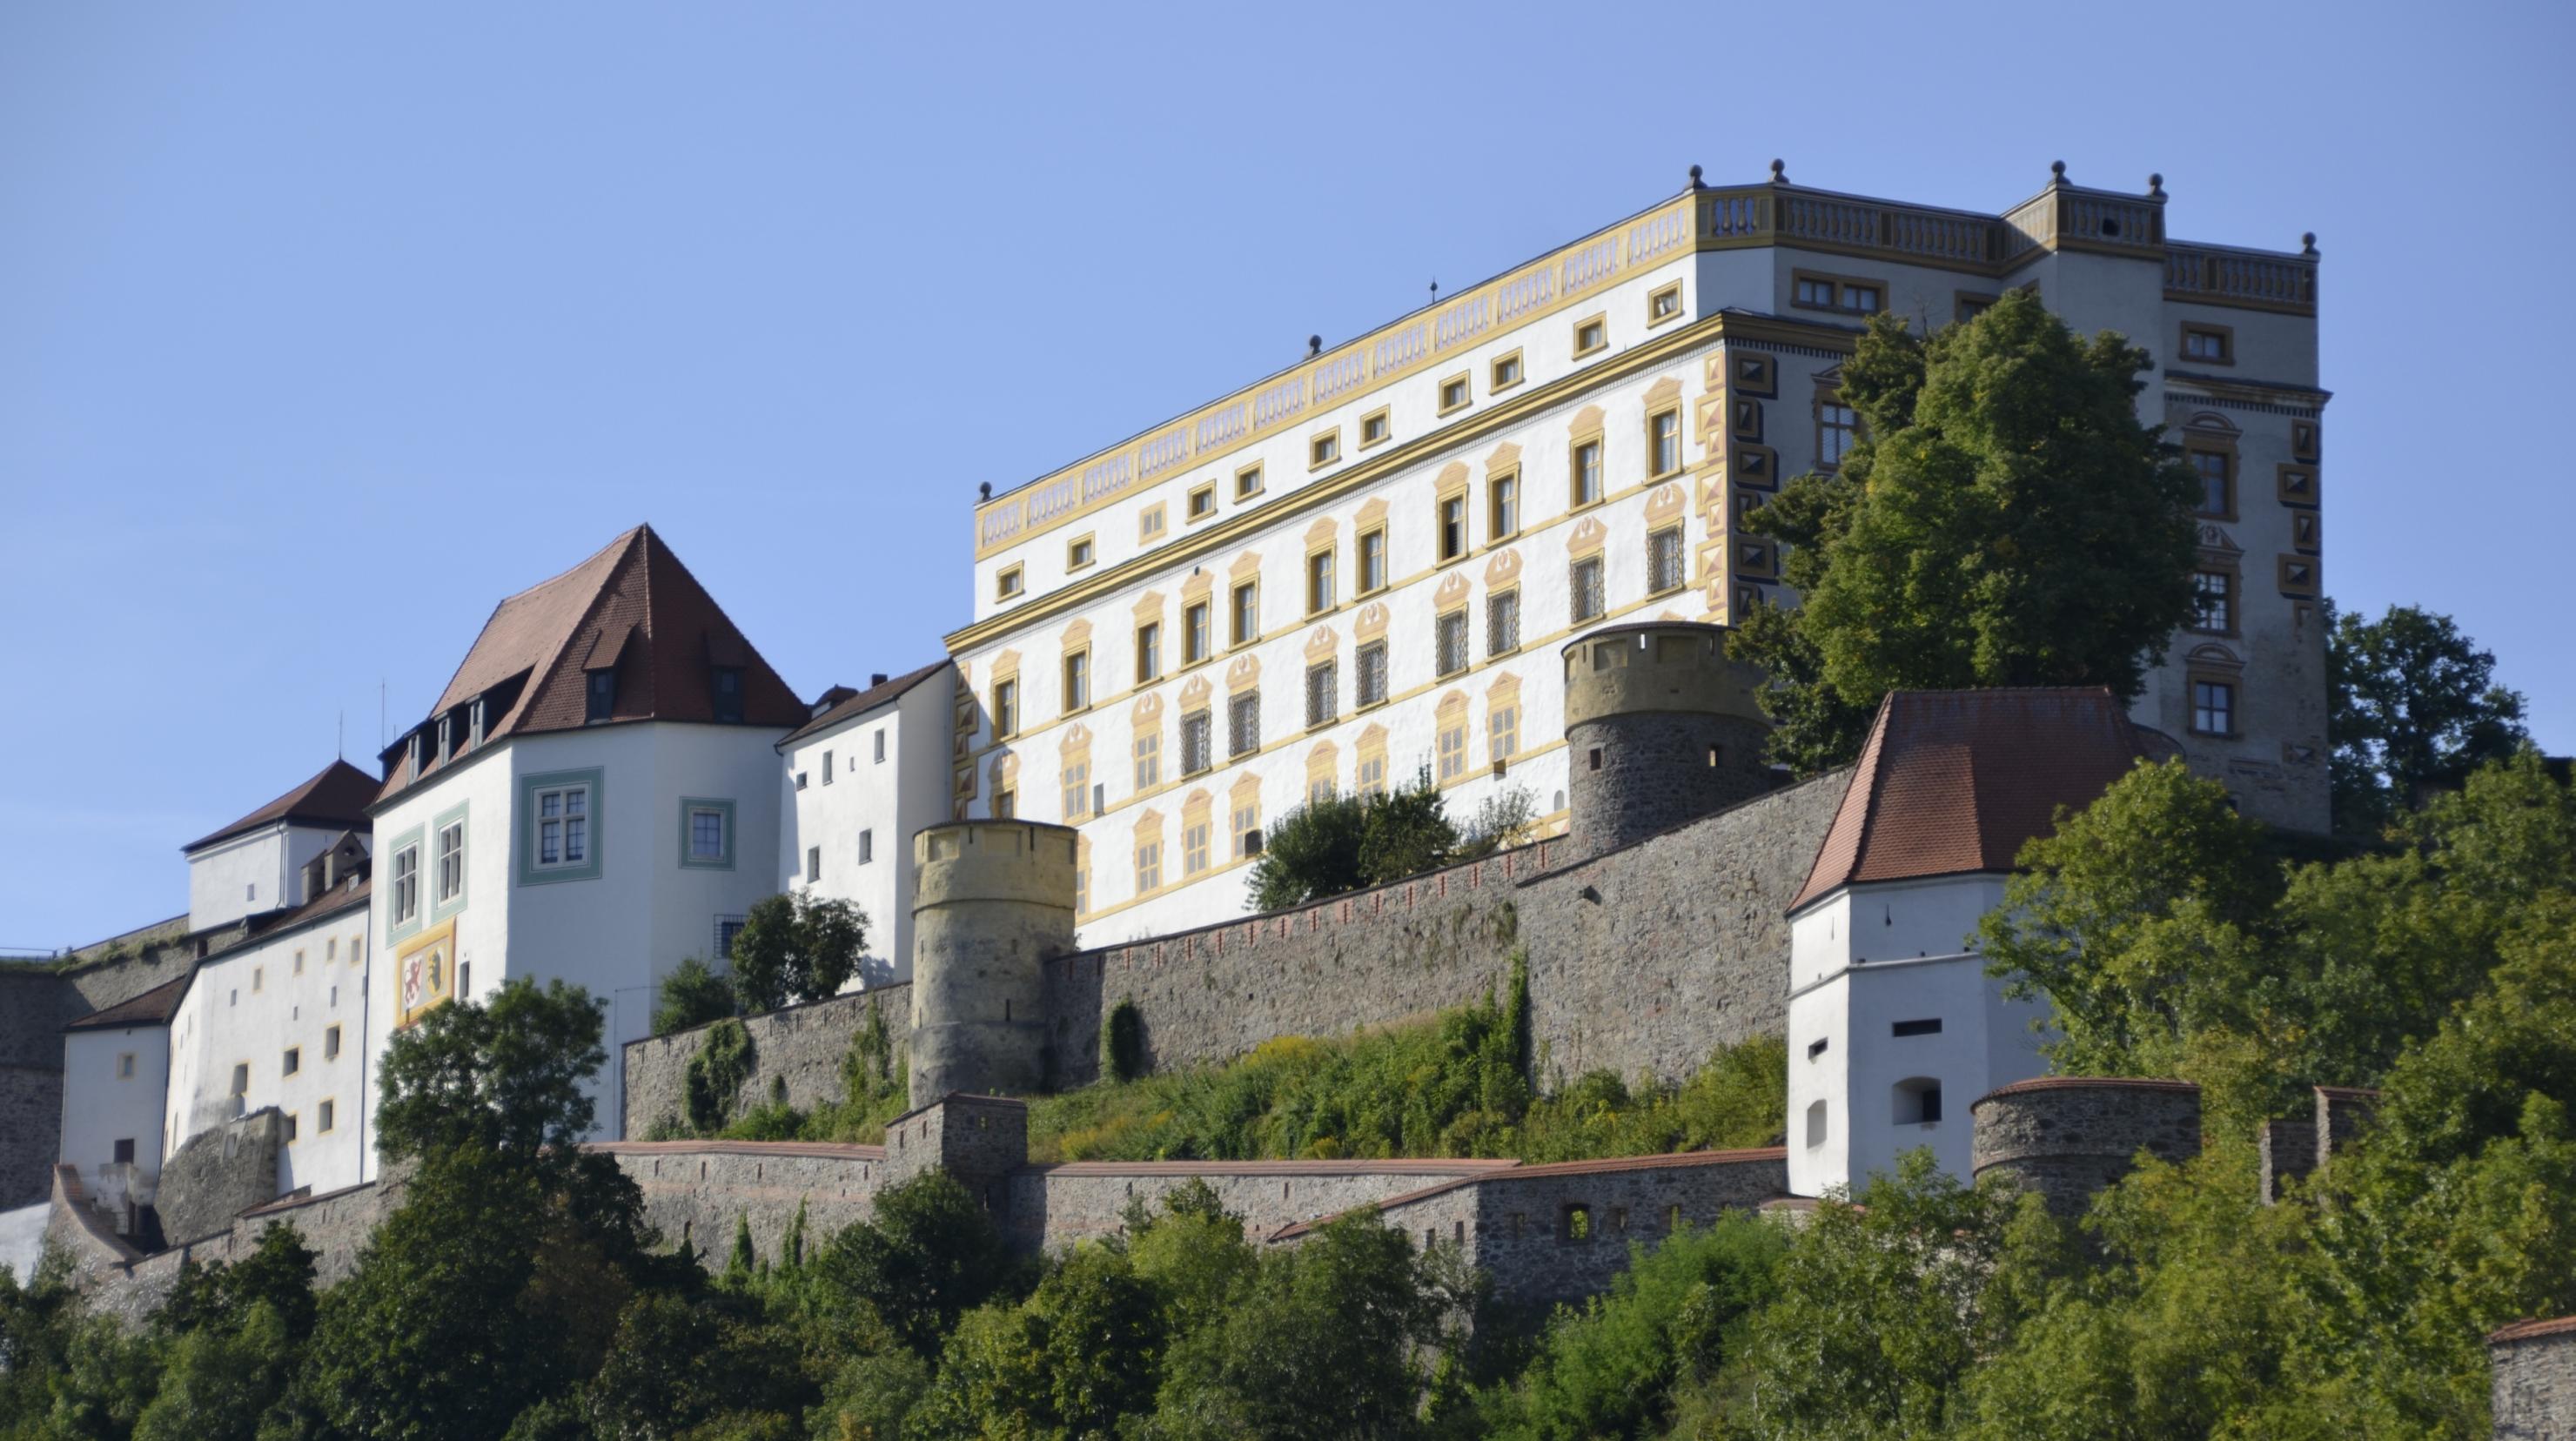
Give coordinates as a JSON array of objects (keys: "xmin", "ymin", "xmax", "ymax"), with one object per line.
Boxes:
[
  {"xmin": 468, "ymin": 697, "xmax": 487, "ymax": 747},
  {"xmin": 436, "ymin": 714, "xmax": 456, "ymax": 763},
  {"xmin": 712, "ymin": 667, "xmax": 744, "ymax": 724},
  {"xmin": 406, "ymin": 731, "xmax": 426, "ymax": 779},
  {"xmin": 586, "ymin": 668, "xmax": 616, "ymax": 723}
]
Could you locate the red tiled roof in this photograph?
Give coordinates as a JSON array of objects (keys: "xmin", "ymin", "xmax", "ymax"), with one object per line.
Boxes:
[
  {"xmin": 183, "ymin": 760, "xmax": 380, "ymax": 853},
  {"xmin": 65, "ymin": 973, "xmax": 191, "ymax": 1031},
  {"xmin": 2490, "ymin": 1316, "xmax": 2576, "ymax": 1344},
  {"xmin": 1789, "ymin": 688, "xmax": 2153, "ymax": 913},
  {"xmin": 587, "ymin": 1139, "xmax": 890, "ymax": 1163},
  {"xmin": 243, "ymin": 875, "xmax": 372, "ymax": 941},
  {"xmin": 778, "ymin": 660, "xmax": 952, "ymax": 748},
  {"xmin": 381, "ymin": 526, "xmax": 808, "ymax": 801}
]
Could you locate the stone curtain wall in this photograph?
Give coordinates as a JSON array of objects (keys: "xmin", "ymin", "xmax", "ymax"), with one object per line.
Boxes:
[
  {"xmin": 2490, "ymin": 1320, "xmax": 2576, "ymax": 1440},
  {"xmin": 1969, "ymin": 1079, "xmax": 2204, "ymax": 1216},
  {"xmin": 156, "ymin": 1108, "xmax": 285, "ymax": 1246},
  {"xmin": 1518, "ymin": 771, "xmax": 1848, "ymax": 1088},
  {"xmin": 603, "ymin": 1142, "xmax": 890, "ymax": 1267},
  {"xmin": 1, "ymin": 948, "xmax": 203, "ymax": 1206},
  {"xmin": 621, "ymin": 984, "xmax": 910, "ymax": 1139},
  {"xmin": 1010, "ymin": 1159, "xmax": 1519, "ymax": 1250},
  {"xmin": 1419, "ymin": 1150, "xmax": 1788, "ymax": 1310},
  {"xmin": 1043, "ymin": 848, "xmax": 1535, "ymax": 1089}
]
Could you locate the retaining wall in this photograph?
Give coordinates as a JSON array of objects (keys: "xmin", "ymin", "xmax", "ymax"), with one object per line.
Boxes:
[
  {"xmin": 2491, "ymin": 1318, "xmax": 2576, "ymax": 1440},
  {"xmin": 620, "ymin": 985, "xmax": 910, "ymax": 1139}
]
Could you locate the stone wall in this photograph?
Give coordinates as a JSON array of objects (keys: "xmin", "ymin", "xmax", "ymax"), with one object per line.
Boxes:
[
  {"xmin": 2491, "ymin": 1318, "xmax": 2576, "ymax": 1441},
  {"xmin": 0, "ymin": 1065, "xmax": 67, "ymax": 1210},
  {"xmin": 0, "ymin": 948, "xmax": 203, "ymax": 1207},
  {"xmin": 1969, "ymin": 1078, "xmax": 2202, "ymax": 1216},
  {"xmin": 620, "ymin": 985, "xmax": 909, "ymax": 1140},
  {"xmin": 1517, "ymin": 771, "xmax": 1848, "ymax": 1088},
  {"xmin": 156, "ymin": 1108, "xmax": 284, "ymax": 1245},
  {"xmin": 1011, "ymin": 1158, "xmax": 1519, "ymax": 1250},
  {"xmin": 602, "ymin": 1142, "xmax": 889, "ymax": 1267}
]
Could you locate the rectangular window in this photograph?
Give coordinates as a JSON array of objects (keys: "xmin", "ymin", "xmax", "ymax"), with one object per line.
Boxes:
[
  {"xmin": 1648, "ymin": 526, "xmax": 1686, "ymax": 593},
  {"xmin": 284, "ymin": 1113, "xmax": 299, "ymax": 1144},
  {"xmin": 1491, "ymin": 703, "xmax": 1519, "ymax": 764},
  {"xmin": 688, "ymin": 806, "xmax": 727, "ymax": 862},
  {"xmin": 1438, "ymin": 715, "xmax": 1466, "ymax": 782},
  {"xmin": 1955, "ymin": 292, "xmax": 1998, "ymax": 324},
  {"xmin": 1231, "ymin": 581, "xmax": 1259, "ymax": 646},
  {"xmin": 1063, "ymin": 650, "xmax": 1090, "ymax": 713},
  {"xmin": 1063, "ymin": 754, "xmax": 1090, "ymax": 820},
  {"xmin": 1487, "ymin": 590, "xmax": 1519, "ymax": 656},
  {"xmin": 392, "ymin": 845, "xmax": 420, "ymax": 924},
  {"xmin": 318, "ymin": 1099, "xmax": 335, "ymax": 1133},
  {"xmin": 1184, "ymin": 601, "xmax": 1211, "ymax": 664},
  {"xmin": 117, "ymin": 1052, "xmax": 135, "ymax": 1079},
  {"xmin": 1571, "ymin": 557, "xmax": 1606, "ymax": 622},
  {"xmin": 1818, "ymin": 400, "xmax": 1859, "ymax": 468},
  {"xmin": 1228, "ymin": 690, "xmax": 1259, "ymax": 758},
  {"xmin": 1136, "ymin": 622, "xmax": 1162, "ymax": 683},
  {"xmin": 1234, "ymin": 799, "xmax": 1259, "ymax": 857},
  {"xmin": 231, "ymin": 1063, "xmax": 249, "ymax": 1097},
  {"xmin": 2192, "ymin": 680, "xmax": 2236, "ymax": 736},
  {"xmin": 282, "ymin": 1046, "xmax": 301, "ymax": 1076},
  {"xmin": 712, "ymin": 667, "xmax": 744, "ymax": 724},
  {"xmin": 1438, "ymin": 372, "xmax": 1472, "ymax": 414},
  {"xmin": 859, "ymin": 829, "xmax": 875, "ymax": 864},
  {"xmin": 1490, "ymin": 349, "xmax": 1523, "ymax": 392},
  {"xmin": 2181, "ymin": 324, "xmax": 2233, "ymax": 365},
  {"xmin": 1571, "ymin": 439, "xmax": 1602, "ymax": 507},
  {"xmin": 1358, "ymin": 750, "xmax": 1389, "ymax": 799},
  {"xmin": 1184, "ymin": 816, "xmax": 1211, "ymax": 875},
  {"xmin": 1358, "ymin": 528, "xmax": 1388, "ymax": 593},
  {"xmin": 1187, "ymin": 483, "xmax": 1217, "ymax": 522},
  {"xmin": 1236, "ymin": 462, "xmax": 1265, "ymax": 499},
  {"xmin": 1308, "ymin": 431, "xmax": 1339, "ymax": 468},
  {"xmin": 1307, "ymin": 550, "xmax": 1334, "ymax": 613},
  {"xmin": 993, "ymin": 789, "xmax": 1016, "ymax": 820},
  {"xmin": 1134, "ymin": 730, "xmax": 1161, "ymax": 789},
  {"xmin": 2191, "ymin": 571, "xmax": 2235, "ymax": 633},
  {"xmin": 1306, "ymin": 661, "xmax": 1337, "ymax": 727},
  {"xmin": 874, "ymin": 730, "xmax": 886, "ymax": 763},
  {"xmin": 1182, "ymin": 710, "xmax": 1213, "ymax": 775},
  {"xmin": 435, "ymin": 821, "xmax": 464, "ymax": 902},
  {"xmin": 586, "ymin": 670, "xmax": 615, "ymax": 722},
  {"xmin": 1438, "ymin": 493, "xmax": 1468, "ymax": 562},
  {"xmin": 1891, "ymin": 1018, "xmax": 1944, "ymax": 1037},
  {"xmin": 325, "ymin": 1024, "xmax": 342, "ymax": 1059},
  {"xmin": 1792, "ymin": 271, "xmax": 1884, "ymax": 315},
  {"xmin": 2191, "ymin": 450, "xmax": 2232, "ymax": 517},
  {"xmin": 1647, "ymin": 281, "xmax": 1682, "ymax": 324},
  {"xmin": 994, "ymin": 679, "xmax": 1019, "ymax": 738},
  {"xmin": 1488, "ymin": 471, "xmax": 1519, "ymax": 540},
  {"xmin": 1649, "ymin": 408, "xmax": 1682, "ymax": 477},
  {"xmin": 1359, "ymin": 408, "xmax": 1391, "ymax": 448},
  {"xmin": 1136, "ymin": 840, "xmax": 1163, "ymax": 893},
  {"xmin": 1437, "ymin": 610, "xmax": 1469, "ymax": 677},
  {"xmin": 1139, "ymin": 503, "xmax": 1167, "ymax": 542},
  {"xmin": 806, "ymin": 846, "xmax": 822, "ymax": 883},
  {"xmin": 822, "ymin": 749, "xmax": 835, "ymax": 785},
  {"xmin": 714, "ymin": 914, "xmax": 747, "ymax": 961},
  {"xmin": 1573, "ymin": 314, "xmax": 1607, "ymax": 356},
  {"xmin": 1357, "ymin": 641, "xmax": 1388, "ymax": 707},
  {"xmin": 996, "ymin": 566, "xmax": 1024, "ymax": 600},
  {"xmin": 1066, "ymin": 534, "xmax": 1097, "ymax": 571}
]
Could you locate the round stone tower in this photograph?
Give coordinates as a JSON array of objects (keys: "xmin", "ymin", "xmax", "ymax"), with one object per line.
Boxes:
[
  {"xmin": 1560, "ymin": 621, "xmax": 1773, "ymax": 857},
  {"xmin": 908, "ymin": 819, "xmax": 1079, "ymax": 1108},
  {"xmin": 1969, "ymin": 1077, "xmax": 2203, "ymax": 1216}
]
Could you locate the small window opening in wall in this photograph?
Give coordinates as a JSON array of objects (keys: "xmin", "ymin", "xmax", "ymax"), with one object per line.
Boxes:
[
  {"xmin": 1891, "ymin": 1018, "xmax": 1943, "ymax": 1037},
  {"xmin": 1666, "ymin": 1204, "xmax": 1681, "ymax": 1231},
  {"xmin": 113, "ymin": 1138, "xmax": 135, "ymax": 1164},
  {"xmin": 1453, "ymin": 1220, "xmax": 1465, "ymax": 1245},
  {"xmin": 1807, "ymin": 1037, "xmax": 1828, "ymax": 1060},
  {"xmin": 231, "ymin": 1063, "xmax": 250, "ymax": 1096},
  {"xmin": 1707, "ymin": 745, "xmax": 1721, "ymax": 767},
  {"xmin": 1611, "ymin": 1206, "xmax": 1628, "ymax": 1233},
  {"xmin": 1560, "ymin": 1203, "xmax": 1593, "ymax": 1243},
  {"xmin": 1588, "ymin": 747, "xmax": 1602, "ymax": 771},
  {"xmin": 1282, "ymin": 1181, "xmax": 1291, "ymax": 1200},
  {"xmin": 1004, "ymin": 999, "xmax": 1011, "ymax": 1022},
  {"xmin": 1425, "ymin": 1227, "xmax": 1436, "ymax": 1250},
  {"xmin": 1805, "ymin": 1099, "xmax": 1828, "ymax": 1147},
  {"xmin": 1895, "ymin": 1078, "xmax": 1943, "ymax": 1125}
]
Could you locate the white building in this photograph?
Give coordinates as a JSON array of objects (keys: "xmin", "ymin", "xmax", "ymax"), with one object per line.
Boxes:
[
  {"xmin": 361, "ymin": 525, "xmax": 808, "ymax": 1159},
  {"xmin": 179, "ymin": 761, "xmax": 378, "ymax": 933},
  {"xmin": 942, "ymin": 164, "xmax": 2328, "ymax": 944},
  {"xmin": 776, "ymin": 661, "xmax": 956, "ymax": 987},
  {"xmin": 1784, "ymin": 688, "xmax": 2157, "ymax": 1197},
  {"xmin": 59, "ymin": 976, "xmax": 184, "ymax": 1235}
]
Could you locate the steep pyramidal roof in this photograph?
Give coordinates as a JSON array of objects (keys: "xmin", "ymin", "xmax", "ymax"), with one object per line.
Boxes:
[
  {"xmin": 183, "ymin": 760, "xmax": 381, "ymax": 854},
  {"xmin": 1789, "ymin": 688, "xmax": 2155, "ymax": 913},
  {"xmin": 381, "ymin": 525, "xmax": 807, "ymax": 800}
]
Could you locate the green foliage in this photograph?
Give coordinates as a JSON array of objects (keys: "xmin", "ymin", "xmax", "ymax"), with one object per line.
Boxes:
[
  {"xmin": 2327, "ymin": 600, "xmax": 2530, "ymax": 835},
  {"xmin": 711, "ymin": 993, "xmax": 911, "ymax": 1146},
  {"xmin": 1452, "ymin": 786, "xmax": 1539, "ymax": 863},
  {"xmin": 728, "ymin": 893, "xmax": 869, "ymax": 1014},
  {"xmin": 1101, "ymin": 995, "xmax": 1146, "ymax": 1082},
  {"xmin": 809, "ymin": 1171, "xmax": 1017, "ymax": 1357},
  {"xmin": 1735, "ymin": 292, "xmax": 2202, "ymax": 773},
  {"xmin": 687, "ymin": 1018, "xmax": 757, "ymax": 1135},
  {"xmin": 654, "ymin": 955, "xmax": 740, "ymax": 1036},
  {"xmin": 373, "ymin": 976, "xmax": 609, "ymax": 1162},
  {"xmin": 1358, "ymin": 769, "xmax": 1466, "ymax": 892},
  {"xmin": 155, "ymin": 1223, "xmax": 318, "ymax": 1344},
  {"xmin": 910, "ymin": 1243, "xmax": 1167, "ymax": 1439},
  {"xmin": 1247, "ymin": 789, "xmax": 1373, "ymax": 910},
  {"xmin": 1248, "ymin": 771, "xmax": 1510, "ymax": 913}
]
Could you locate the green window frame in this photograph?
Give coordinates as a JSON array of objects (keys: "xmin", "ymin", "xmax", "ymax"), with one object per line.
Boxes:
[
  {"xmin": 517, "ymin": 767, "xmax": 605, "ymax": 886},
  {"xmin": 385, "ymin": 823, "xmax": 426, "ymax": 942},
  {"xmin": 678, "ymin": 796, "xmax": 736, "ymax": 870},
  {"xmin": 430, "ymin": 801, "xmax": 471, "ymax": 923}
]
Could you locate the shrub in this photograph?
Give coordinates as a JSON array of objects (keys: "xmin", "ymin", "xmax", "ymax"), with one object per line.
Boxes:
[
  {"xmin": 684, "ymin": 1019, "xmax": 755, "ymax": 1134},
  {"xmin": 652, "ymin": 955, "xmax": 736, "ymax": 1035},
  {"xmin": 1101, "ymin": 996, "xmax": 1146, "ymax": 1082}
]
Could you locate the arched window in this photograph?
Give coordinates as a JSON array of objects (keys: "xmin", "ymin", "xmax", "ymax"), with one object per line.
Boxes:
[{"xmin": 1805, "ymin": 1099, "xmax": 1828, "ymax": 1148}]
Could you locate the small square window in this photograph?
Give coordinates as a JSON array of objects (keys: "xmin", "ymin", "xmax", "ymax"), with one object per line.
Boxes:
[
  {"xmin": 2181, "ymin": 324, "xmax": 2233, "ymax": 365},
  {"xmin": 1573, "ymin": 314, "xmax": 1608, "ymax": 356},
  {"xmin": 1236, "ymin": 462, "xmax": 1265, "ymax": 499},
  {"xmin": 2192, "ymin": 680, "xmax": 2237, "ymax": 736},
  {"xmin": 116, "ymin": 1053, "xmax": 135, "ymax": 1079},
  {"xmin": 1359, "ymin": 408, "xmax": 1391, "ymax": 448},
  {"xmin": 1186, "ymin": 483, "xmax": 1218, "ymax": 522},
  {"xmin": 282, "ymin": 1046, "xmax": 301, "ymax": 1076},
  {"xmin": 1438, "ymin": 372, "xmax": 1472, "ymax": 415},
  {"xmin": 1066, "ymin": 534, "xmax": 1097, "ymax": 571},
  {"xmin": 1138, "ymin": 503, "xmax": 1167, "ymax": 542},
  {"xmin": 995, "ymin": 566, "xmax": 1024, "ymax": 601},
  {"xmin": 1489, "ymin": 350, "xmax": 1524, "ymax": 392},
  {"xmin": 1308, "ymin": 432, "xmax": 1339, "ymax": 469},
  {"xmin": 1647, "ymin": 282, "xmax": 1682, "ymax": 325}
]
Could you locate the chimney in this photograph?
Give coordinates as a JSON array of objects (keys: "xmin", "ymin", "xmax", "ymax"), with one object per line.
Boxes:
[{"xmin": 871, "ymin": 673, "xmax": 889, "ymax": 687}]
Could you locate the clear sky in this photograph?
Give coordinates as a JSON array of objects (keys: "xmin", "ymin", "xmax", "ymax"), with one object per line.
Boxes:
[{"xmin": 3, "ymin": 1, "xmax": 2568, "ymax": 951}]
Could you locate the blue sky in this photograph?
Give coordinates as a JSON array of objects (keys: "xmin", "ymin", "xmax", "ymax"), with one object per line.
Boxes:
[{"xmin": 3, "ymin": 2, "xmax": 2568, "ymax": 950}]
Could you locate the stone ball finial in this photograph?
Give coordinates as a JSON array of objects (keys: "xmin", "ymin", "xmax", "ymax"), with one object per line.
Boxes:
[
  {"xmin": 1768, "ymin": 158, "xmax": 1786, "ymax": 183},
  {"xmin": 2148, "ymin": 172, "xmax": 2164, "ymax": 197},
  {"xmin": 1307, "ymin": 334, "xmax": 1321, "ymax": 357},
  {"xmin": 1688, "ymin": 164, "xmax": 1703, "ymax": 189},
  {"xmin": 2302, "ymin": 231, "xmax": 2318, "ymax": 256},
  {"xmin": 2050, "ymin": 159, "xmax": 2067, "ymax": 180}
]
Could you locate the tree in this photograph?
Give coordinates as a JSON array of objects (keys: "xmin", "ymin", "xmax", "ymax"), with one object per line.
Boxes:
[
  {"xmin": 1246, "ymin": 771, "xmax": 1473, "ymax": 912},
  {"xmin": 1357, "ymin": 770, "xmax": 1463, "ymax": 888},
  {"xmin": 2327, "ymin": 601, "xmax": 2529, "ymax": 834},
  {"xmin": 372, "ymin": 977, "xmax": 609, "ymax": 1162},
  {"xmin": 653, "ymin": 955, "xmax": 738, "ymax": 1035},
  {"xmin": 1247, "ymin": 791, "xmax": 1373, "ymax": 910},
  {"xmin": 809, "ymin": 1171, "xmax": 1016, "ymax": 1357},
  {"xmin": 1736, "ymin": 291, "xmax": 2202, "ymax": 773},
  {"xmin": 728, "ymin": 893, "xmax": 869, "ymax": 1014}
]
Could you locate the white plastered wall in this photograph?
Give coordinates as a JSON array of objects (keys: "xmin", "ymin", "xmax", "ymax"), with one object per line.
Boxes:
[
  {"xmin": 778, "ymin": 667, "xmax": 956, "ymax": 986},
  {"xmin": 59, "ymin": 1025, "xmax": 171, "ymax": 1208}
]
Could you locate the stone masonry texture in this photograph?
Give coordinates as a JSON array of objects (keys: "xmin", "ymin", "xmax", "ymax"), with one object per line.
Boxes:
[
  {"xmin": 621, "ymin": 985, "xmax": 909, "ymax": 1139},
  {"xmin": 155, "ymin": 1108, "xmax": 285, "ymax": 1245},
  {"xmin": 1970, "ymin": 1080, "xmax": 2202, "ymax": 1216},
  {"xmin": 1567, "ymin": 712, "xmax": 1776, "ymax": 857},
  {"xmin": 2491, "ymin": 1321, "xmax": 2576, "ymax": 1440},
  {"xmin": 1, "ymin": 950, "xmax": 198, "ymax": 1207}
]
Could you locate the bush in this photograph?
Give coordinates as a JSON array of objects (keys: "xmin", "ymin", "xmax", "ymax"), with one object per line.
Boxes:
[
  {"xmin": 1246, "ymin": 769, "xmax": 1495, "ymax": 912},
  {"xmin": 653, "ymin": 955, "xmax": 737, "ymax": 1035},
  {"xmin": 728, "ymin": 893, "xmax": 869, "ymax": 1014},
  {"xmin": 1101, "ymin": 996, "xmax": 1146, "ymax": 1082},
  {"xmin": 685, "ymin": 1018, "xmax": 755, "ymax": 1134}
]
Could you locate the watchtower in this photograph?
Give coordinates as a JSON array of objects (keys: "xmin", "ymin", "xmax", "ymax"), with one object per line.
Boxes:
[
  {"xmin": 1560, "ymin": 622, "xmax": 1773, "ymax": 857},
  {"xmin": 1969, "ymin": 1076, "xmax": 2202, "ymax": 1216},
  {"xmin": 907, "ymin": 820, "xmax": 1078, "ymax": 1107}
]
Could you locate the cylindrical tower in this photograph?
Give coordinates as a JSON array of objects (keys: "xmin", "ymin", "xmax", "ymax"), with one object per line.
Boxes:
[
  {"xmin": 1969, "ymin": 1077, "xmax": 2202, "ymax": 1216},
  {"xmin": 908, "ymin": 820, "xmax": 1079, "ymax": 1108},
  {"xmin": 1560, "ymin": 621, "xmax": 1773, "ymax": 857}
]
